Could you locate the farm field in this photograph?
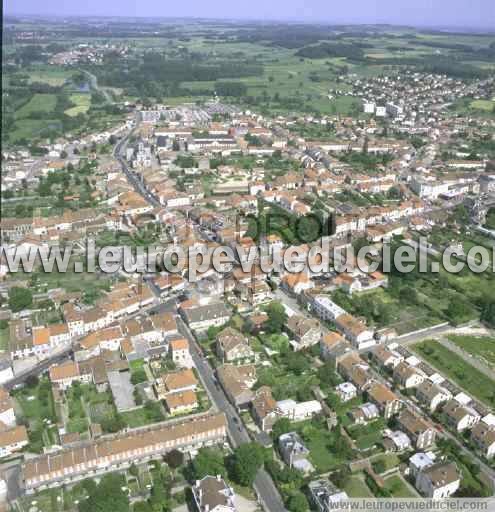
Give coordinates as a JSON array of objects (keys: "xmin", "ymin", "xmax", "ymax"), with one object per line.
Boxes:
[
  {"xmin": 17, "ymin": 93, "xmax": 57, "ymax": 117},
  {"xmin": 65, "ymin": 93, "xmax": 91, "ymax": 116}
]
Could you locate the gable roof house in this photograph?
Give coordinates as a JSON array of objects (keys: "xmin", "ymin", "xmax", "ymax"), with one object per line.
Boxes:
[
  {"xmin": 180, "ymin": 303, "xmax": 231, "ymax": 333},
  {"xmin": 471, "ymin": 422, "xmax": 495, "ymax": 459},
  {"xmin": 397, "ymin": 409, "xmax": 436, "ymax": 450},
  {"xmin": 415, "ymin": 461, "xmax": 460, "ymax": 499},
  {"xmin": 367, "ymin": 383, "xmax": 402, "ymax": 419},
  {"xmin": 286, "ymin": 315, "xmax": 322, "ymax": 351},
  {"xmin": 216, "ymin": 328, "xmax": 255, "ymax": 363},
  {"xmin": 393, "ymin": 362, "xmax": 426, "ymax": 389},
  {"xmin": 216, "ymin": 364, "xmax": 256, "ymax": 409},
  {"xmin": 443, "ymin": 399, "xmax": 481, "ymax": 432},
  {"xmin": 416, "ymin": 380, "xmax": 451, "ymax": 412},
  {"xmin": 251, "ymin": 386, "xmax": 280, "ymax": 432}
]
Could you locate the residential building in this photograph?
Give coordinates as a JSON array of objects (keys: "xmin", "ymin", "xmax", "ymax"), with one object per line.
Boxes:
[
  {"xmin": 415, "ymin": 462, "xmax": 460, "ymax": 499},
  {"xmin": 367, "ymin": 383, "xmax": 402, "ymax": 419},
  {"xmin": 393, "ymin": 362, "xmax": 426, "ymax": 389},
  {"xmin": 397, "ymin": 409, "xmax": 436, "ymax": 450},
  {"xmin": 278, "ymin": 432, "xmax": 314, "ymax": 474},
  {"xmin": 165, "ymin": 390, "xmax": 198, "ymax": 416},
  {"xmin": 276, "ymin": 399, "xmax": 322, "ymax": 422},
  {"xmin": 308, "ymin": 479, "xmax": 349, "ymax": 512},
  {"xmin": 251, "ymin": 386, "xmax": 280, "ymax": 432},
  {"xmin": 409, "ymin": 452, "xmax": 436, "ymax": 479},
  {"xmin": 155, "ymin": 369, "xmax": 198, "ymax": 399},
  {"xmin": 0, "ymin": 388, "xmax": 16, "ymax": 428},
  {"xmin": 335, "ymin": 314, "xmax": 375, "ymax": 350},
  {"xmin": 169, "ymin": 338, "xmax": 194, "ymax": 369},
  {"xmin": 216, "ymin": 328, "xmax": 255, "ymax": 363},
  {"xmin": 416, "ymin": 380, "xmax": 451, "ymax": 412},
  {"xmin": 471, "ymin": 422, "xmax": 495, "ymax": 459},
  {"xmin": 443, "ymin": 400, "xmax": 480, "ymax": 432},
  {"xmin": 192, "ymin": 475, "xmax": 236, "ymax": 512},
  {"xmin": 22, "ymin": 413, "xmax": 227, "ymax": 491},
  {"xmin": 180, "ymin": 303, "xmax": 231, "ymax": 332},
  {"xmin": 286, "ymin": 315, "xmax": 322, "ymax": 350},
  {"xmin": 49, "ymin": 361, "xmax": 91, "ymax": 390},
  {"xmin": 216, "ymin": 364, "xmax": 256, "ymax": 409},
  {"xmin": 335, "ymin": 382, "xmax": 357, "ymax": 403},
  {"xmin": 0, "ymin": 425, "xmax": 28, "ymax": 457}
]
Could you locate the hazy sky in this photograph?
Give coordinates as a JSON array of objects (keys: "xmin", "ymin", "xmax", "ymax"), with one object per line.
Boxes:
[{"xmin": 6, "ymin": 0, "xmax": 495, "ymax": 29}]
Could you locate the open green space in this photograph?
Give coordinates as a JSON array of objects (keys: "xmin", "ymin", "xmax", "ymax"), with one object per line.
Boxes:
[
  {"xmin": 412, "ymin": 340, "xmax": 495, "ymax": 408},
  {"xmin": 13, "ymin": 377, "xmax": 58, "ymax": 452},
  {"xmin": 448, "ymin": 334, "xmax": 495, "ymax": 369},
  {"xmin": 343, "ymin": 475, "xmax": 374, "ymax": 498},
  {"xmin": 65, "ymin": 93, "xmax": 91, "ymax": 116},
  {"xmin": 383, "ymin": 475, "xmax": 417, "ymax": 498},
  {"xmin": 17, "ymin": 93, "xmax": 58, "ymax": 117}
]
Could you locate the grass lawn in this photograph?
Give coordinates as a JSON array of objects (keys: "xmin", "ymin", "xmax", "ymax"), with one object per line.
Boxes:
[
  {"xmin": 470, "ymin": 99, "xmax": 494, "ymax": 111},
  {"xmin": 13, "ymin": 377, "xmax": 57, "ymax": 452},
  {"xmin": 448, "ymin": 335, "xmax": 495, "ymax": 369},
  {"xmin": 0, "ymin": 328, "xmax": 9, "ymax": 352},
  {"xmin": 346, "ymin": 419, "xmax": 386, "ymax": 451},
  {"xmin": 28, "ymin": 67, "xmax": 72, "ymax": 86},
  {"xmin": 121, "ymin": 407, "xmax": 155, "ymax": 428},
  {"xmin": 344, "ymin": 475, "xmax": 374, "ymax": 498},
  {"xmin": 17, "ymin": 93, "xmax": 57, "ymax": 117},
  {"xmin": 383, "ymin": 475, "xmax": 417, "ymax": 498},
  {"xmin": 65, "ymin": 93, "xmax": 91, "ymax": 116},
  {"xmin": 413, "ymin": 340, "xmax": 495, "ymax": 408},
  {"xmin": 371, "ymin": 453, "xmax": 400, "ymax": 472}
]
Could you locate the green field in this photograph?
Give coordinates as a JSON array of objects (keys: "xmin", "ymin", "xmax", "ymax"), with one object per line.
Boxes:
[
  {"xmin": 448, "ymin": 335, "xmax": 495, "ymax": 369},
  {"xmin": 470, "ymin": 99, "xmax": 494, "ymax": 111},
  {"xmin": 65, "ymin": 93, "xmax": 91, "ymax": 116},
  {"xmin": 344, "ymin": 475, "xmax": 374, "ymax": 498},
  {"xmin": 28, "ymin": 68, "xmax": 72, "ymax": 86},
  {"xmin": 413, "ymin": 340, "xmax": 495, "ymax": 407},
  {"xmin": 17, "ymin": 93, "xmax": 57, "ymax": 117},
  {"xmin": 383, "ymin": 475, "xmax": 417, "ymax": 498}
]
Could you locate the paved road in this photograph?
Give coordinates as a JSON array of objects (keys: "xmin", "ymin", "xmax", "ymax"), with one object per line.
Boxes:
[{"xmin": 177, "ymin": 318, "xmax": 286, "ymax": 512}]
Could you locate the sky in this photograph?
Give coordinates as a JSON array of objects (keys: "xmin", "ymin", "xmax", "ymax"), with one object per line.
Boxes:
[{"xmin": 5, "ymin": 0, "xmax": 495, "ymax": 29}]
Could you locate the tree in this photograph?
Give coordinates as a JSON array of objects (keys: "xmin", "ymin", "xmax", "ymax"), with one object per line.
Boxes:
[
  {"xmin": 164, "ymin": 449, "xmax": 184, "ymax": 470},
  {"xmin": 231, "ymin": 442, "xmax": 265, "ymax": 486},
  {"xmin": 79, "ymin": 473, "xmax": 129, "ymax": 512},
  {"xmin": 133, "ymin": 502, "xmax": 152, "ymax": 512},
  {"xmin": 264, "ymin": 301, "xmax": 288, "ymax": 334},
  {"xmin": 271, "ymin": 418, "xmax": 292, "ymax": 440},
  {"xmin": 8, "ymin": 287, "xmax": 33, "ymax": 312},
  {"xmin": 286, "ymin": 491, "xmax": 309, "ymax": 512},
  {"xmin": 191, "ymin": 447, "xmax": 226, "ymax": 480},
  {"xmin": 131, "ymin": 368, "xmax": 148, "ymax": 385}
]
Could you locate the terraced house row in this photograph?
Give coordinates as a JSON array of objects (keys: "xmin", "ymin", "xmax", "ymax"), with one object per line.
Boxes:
[{"xmin": 22, "ymin": 412, "xmax": 227, "ymax": 493}]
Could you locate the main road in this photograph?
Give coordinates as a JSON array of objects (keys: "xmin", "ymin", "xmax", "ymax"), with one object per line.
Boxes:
[{"xmin": 114, "ymin": 128, "xmax": 288, "ymax": 512}]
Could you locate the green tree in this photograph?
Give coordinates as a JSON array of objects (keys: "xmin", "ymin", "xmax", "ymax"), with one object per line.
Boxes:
[
  {"xmin": 286, "ymin": 491, "xmax": 309, "ymax": 512},
  {"xmin": 79, "ymin": 473, "xmax": 129, "ymax": 512},
  {"xmin": 264, "ymin": 301, "xmax": 288, "ymax": 334},
  {"xmin": 8, "ymin": 287, "xmax": 33, "ymax": 312},
  {"xmin": 271, "ymin": 418, "xmax": 292, "ymax": 440},
  {"xmin": 231, "ymin": 442, "xmax": 265, "ymax": 486},
  {"xmin": 191, "ymin": 448, "xmax": 226, "ymax": 480}
]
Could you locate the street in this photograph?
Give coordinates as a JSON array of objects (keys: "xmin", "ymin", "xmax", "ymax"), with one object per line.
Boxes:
[{"xmin": 115, "ymin": 130, "xmax": 288, "ymax": 512}]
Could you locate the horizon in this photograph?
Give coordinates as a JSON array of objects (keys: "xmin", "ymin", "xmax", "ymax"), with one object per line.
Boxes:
[{"xmin": 5, "ymin": 0, "xmax": 495, "ymax": 31}]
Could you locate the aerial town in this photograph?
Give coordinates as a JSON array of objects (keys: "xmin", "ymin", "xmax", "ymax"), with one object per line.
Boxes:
[{"xmin": 1, "ymin": 8, "xmax": 495, "ymax": 512}]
